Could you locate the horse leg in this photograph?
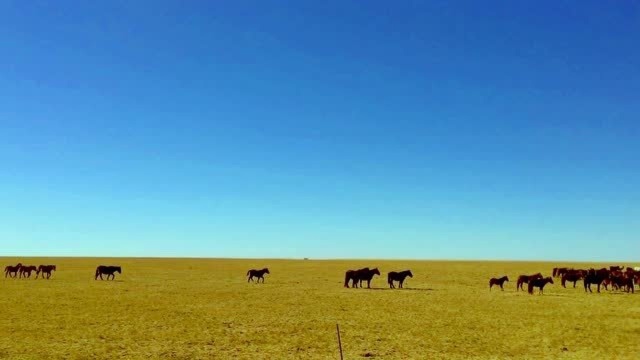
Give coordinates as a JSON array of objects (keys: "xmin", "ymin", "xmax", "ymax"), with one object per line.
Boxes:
[
  {"xmin": 500, "ymin": 284, "xmax": 504, "ymax": 291},
  {"xmin": 399, "ymin": 280, "xmax": 404, "ymax": 289}
]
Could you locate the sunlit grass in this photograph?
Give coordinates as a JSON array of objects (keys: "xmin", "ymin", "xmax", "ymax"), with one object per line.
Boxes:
[{"xmin": 1, "ymin": 258, "xmax": 638, "ymax": 359}]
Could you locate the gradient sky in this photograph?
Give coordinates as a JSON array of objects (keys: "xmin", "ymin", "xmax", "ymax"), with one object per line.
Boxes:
[{"xmin": 1, "ymin": 1, "xmax": 639, "ymax": 260}]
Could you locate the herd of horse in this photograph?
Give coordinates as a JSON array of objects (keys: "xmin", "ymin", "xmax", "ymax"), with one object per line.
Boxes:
[
  {"xmin": 4, "ymin": 263, "xmax": 57, "ymax": 279},
  {"xmin": 343, "ymin": 267, "xmax": 413, "ymax": 289},
  {"xmin": 489, "ymin": 265, "xmax": 640, "ymax": 295},
  {"xmin": 4, "ymin": 263, "xmax": 122, "ymax": 281},
  {"xmin": 6, "ymin": 262, "xmax": 640, "ymax": 295}
]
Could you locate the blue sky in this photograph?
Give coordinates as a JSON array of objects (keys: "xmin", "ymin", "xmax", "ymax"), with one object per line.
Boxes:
[{"xmin": 1, "ymin": 1, "xmax": 639, "ymax": 260}]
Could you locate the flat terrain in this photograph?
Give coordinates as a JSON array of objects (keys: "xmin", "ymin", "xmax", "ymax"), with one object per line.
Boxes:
[{"xmin": 1, "ymin": 258, "xmax": 639, "ymax": 359}]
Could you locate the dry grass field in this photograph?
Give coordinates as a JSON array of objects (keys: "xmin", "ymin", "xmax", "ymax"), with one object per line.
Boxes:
[{"xmin": 1, "ymin": 258, "xmax": 639, "ymax": 359}]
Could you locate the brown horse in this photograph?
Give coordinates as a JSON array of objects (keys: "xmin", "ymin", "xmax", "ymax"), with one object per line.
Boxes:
[
  {"xmin": 610, "ymin": 265, "xmax": 624, "ymax": 272},
  {"xmin": 610, "ymin": 274, "xmax": 634, "ymax": 293},
  {"xmin": 584, "ymin": 268, "xmax": 610, "ymax": 293},
  {"xmin": 516, "ymin": 273, "xmax": 542, "ymax": 291},
  {"xmin": 19, "ymin": 265, "xmax": 38, "ymax": 279},
  {"xmin": 387, "ymin": 270, "xmax": 413, "ymax": 289},
  {"xmin": 561, "ymin": 270, "xmax": 585, "ymax": 288},
  {"xmin": 36, "ymin": 265, "xmax": 57, "ymax": 279},
  {"xmin": 247, "ymin": 268, "xmax": 269, "ymax": 283},
  {"xmin": 344, "ymin": 267, "xmax": 380, "ymax": 288},
  {"xmin": 528, "ymin": 277, "xmax": 553, "ymax": 294},
  {"xmin": 95, "ymin": 265, "xmax": 122, "ymax": 280},
  {"xmin": 553, "ymin": 267, "xmax": 570, "ymax": 278},
  {"xmin": 489, "ymin": 276, "xmax": 509, "ymax": 291},
  {"xmin": 4, "ymin": 263, "xmax": 22, "ymax": 278}
]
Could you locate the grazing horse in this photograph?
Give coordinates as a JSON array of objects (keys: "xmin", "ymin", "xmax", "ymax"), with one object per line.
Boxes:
[
  {"xmin": 528, "ymin": 277, "xmax": 553, "ymax": 294},
  {"xmin": 95, "ymin": 265, "xmax": 122, "ymax": 280},
  {"xmin": 19, "ymin": 265, "xmax": 38, "ymax": 279},
  {"xmin": 584, "ymin": 268, "xmax": 610, "ymax": 293},
  {"xmin": 4, "ymin": 263, "xmax": 22, "ymax": 278},
  {"xmin": 36, "ymin": 265, "xmax": 57, "ymax": 279},
  {"xmin": 561, "ymin": 270, "xmax": 585, "ymax": 288},
  {"xmin": 387, "ymin": 270, "xmax": 413, "ymax": 289},
  {"xmin": 516, "ymin": 273, "xmax": 542, "ymax": 291},
  {"xmin": 489, "ymin": 276, "xmax": 509, "ymax": 291},
  {"xmin": 247, "ymin": 268, "xmax": 270, "ymax": 283}
]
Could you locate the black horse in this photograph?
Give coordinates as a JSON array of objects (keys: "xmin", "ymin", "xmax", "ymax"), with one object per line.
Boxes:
[
  {"xmin": 388, "ymin": 270, "xmax": 413, "ymax": 289},
  {"xmin": 36, "ymin": 265, "xmax": 57, "ymax": 279},
  {"xmin": 95, "ymin": 265, "xmax": 122, "ymax": 280},
  {"xmin": 584, "ymin": 268, "xmax": 609, "ymax": 293},
  {"xmin": 5, "ymin": 263, "xmax": 23, "ymax": 278},
  {"xmin": 247, "ymin": 268, "xmax": 270, "ymax": 283},
  {"xmin": 344, "ymin": 267, "xmax": 380, "ymax": 288}
]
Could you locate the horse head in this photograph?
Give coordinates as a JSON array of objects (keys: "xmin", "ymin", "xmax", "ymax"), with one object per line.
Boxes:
[
  {"xmin": 407, "ymin": 270, "xmax": 413, "ymax": 278},
  {"xmin": 52, "ymin": 265, "xmax": 57, "ymax": 271},
  {"xmin": 546, "ymin": 277, "xmax": 554, "ymax": 284},
  {"xmin": 504, "ymin": 276, "xmax": 509, "ymax": 282},
  {"xmin": 116, "ymin": 266, "xmax": 122, "ymax": 274},
  {"xmin": 264, "ymin": 268, "xmax": 270, "ymax": 274},
  {"xmin": 372, "ymin": 268, "xmax": 380, "ymax": 276}
]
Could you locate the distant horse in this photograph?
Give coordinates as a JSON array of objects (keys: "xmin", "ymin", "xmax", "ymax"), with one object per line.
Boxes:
[
  {"xmin": 516, "ymin": 273, "xmax": 542, "ymax": 291},
  {"xmin": 561, "ymin": 270, "xmax": 585, "ymax": 288},
  {"xmin": 528, "ymin": 277, "xmax": 553, "ymax": 294},
  {"xmin": 344, "ymin": 267, "xmax": 380, "ymax": 288},
  {"xmin": 553, "ymin": 268, "xmax": 569, "ymax": 278},
  {"xmin": 344, "ymin": 268, "xmax": 368, "ymax": 288},
  {"xmin": 4, "ymin": 263, "xmax": 22, "ymax": 278},
  {"xmin": 584, "ymin": 268, "xmax": 610, "ymax": 293},
  {"xmin": 489, "ymin": 276, "xmax": 509, "ymax": 291},
  {"xmin": 610, "ymin": 274, "xmax": 634, "ymax": 293},
  {"xmin": 36, "ymin": 265, "xmax": 56, "ymax": 279},
  {"xmin": 610, "ymin": 266, "xmax": 624, "ymax": 272},
  {"xmin": 387, "ymin": 270, "xmax": 413, "ymax": 289},
  {"xmin": 19, "ymin": 265, "xmax": 38, "ymax": 278},
  {"xmin": 247, "ymin": 268, "xmax": 270, "ymax": 283},
  {"xmin": 95, "ymin": 266, "xmax": 122, "ymax": 280}
]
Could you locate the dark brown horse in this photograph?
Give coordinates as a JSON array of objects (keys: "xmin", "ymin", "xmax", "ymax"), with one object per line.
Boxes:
[
  {"xmin": 4, "ymin": 263, "xmax": 22, "ymax": 278},
  {"xmin": 553, "ymin": 267, "xmax": 570, "ymax": 278},
  {"xmin": 344, "ymin": 267, "xmax": 380, "ymax": 288},
  {"xmin": 247, "ymin": 268, "xmax": 270, "ymax": 283},
  {"xmin": 36, "ymin": 265, "xmax": 57, "ymax": 279},
  {"xmin": 19, "ymin": 265, "xmax": 38, "ymax": 279},
  {"xmin": 610, "ymin": 265, "xmax": 624, "ymax": 272},
  {"xmin": 516, "ymin": 273, "xmax": 542, "ymax": 291},
  {"xmin": 610, "ymin": 274, "xmax": 634, "ymax": 293},
  {"xmin": 584, "ymin": 268, "xmax": 609, "ymax": 293},
  {"xmin": 489, "ymin": 276, "xmax": 509, "ymax": 291},
  {"xmin": 561, "ymin": 270, "xmax": 585, "ymax": 288},
  {"xmin": 528, "ymin": 277, "xmax": 553, "ymax": 294},
  {"xmin": 95, "ymin": 265, "xmax": 122, "ymax": 280},
  {"xmin": 387, "ymin": 270, "xmax": 412, "ymax": 289}
]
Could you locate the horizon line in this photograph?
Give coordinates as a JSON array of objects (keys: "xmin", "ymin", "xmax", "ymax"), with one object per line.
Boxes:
[{"xmin": 0, "ymin": 255, "xmax": 637, "ymax": 263}]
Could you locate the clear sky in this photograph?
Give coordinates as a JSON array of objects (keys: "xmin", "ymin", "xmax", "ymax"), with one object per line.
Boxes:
[{"xmin": 1, "ymin": 1, "xmax": 639, "ymax": 261}]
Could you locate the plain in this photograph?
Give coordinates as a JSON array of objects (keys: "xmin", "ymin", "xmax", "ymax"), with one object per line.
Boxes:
[{"xmin": 1, "ymin": 258, "xmax": 639, "ymax": 359}]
